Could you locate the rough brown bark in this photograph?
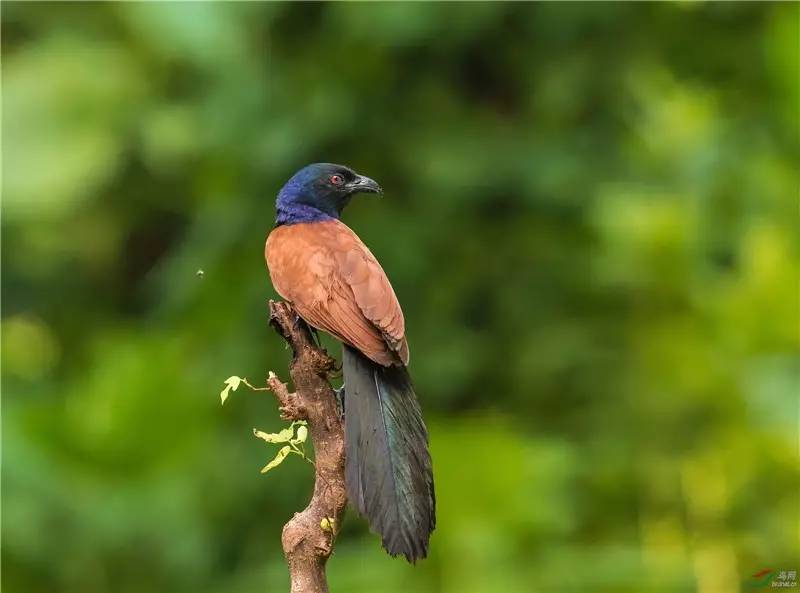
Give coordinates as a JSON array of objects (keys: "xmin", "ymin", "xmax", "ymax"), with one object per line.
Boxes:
[{"xmin": 266, "ymin": 300, "xmax": 347, "ymax": 593}]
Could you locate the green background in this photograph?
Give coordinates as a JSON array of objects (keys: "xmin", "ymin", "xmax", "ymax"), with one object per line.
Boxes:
[{"xmin": 2, "ymin": 3, "xmax": 798, "ymax": 592}]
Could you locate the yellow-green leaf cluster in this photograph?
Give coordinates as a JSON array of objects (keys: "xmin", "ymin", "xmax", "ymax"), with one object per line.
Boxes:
[{"xmin": 253, "ymin": 421, "xmax": 312, "ymax": 474}]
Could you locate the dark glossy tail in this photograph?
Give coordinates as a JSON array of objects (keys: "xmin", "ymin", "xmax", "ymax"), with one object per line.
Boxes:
[{"xmin": 342, "ymin": 345, "xmax": 435, "ymax": 562}]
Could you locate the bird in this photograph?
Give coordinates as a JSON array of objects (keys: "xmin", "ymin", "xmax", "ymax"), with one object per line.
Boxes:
[{"xmin": 264, "ymin": 163, "xmax": 435, "ymax": 562}]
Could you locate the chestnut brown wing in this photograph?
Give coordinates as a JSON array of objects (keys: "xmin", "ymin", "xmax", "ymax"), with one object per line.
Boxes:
[{"xmin": 265, "ymin": 220, "xmax": 408, "ymax": 366}]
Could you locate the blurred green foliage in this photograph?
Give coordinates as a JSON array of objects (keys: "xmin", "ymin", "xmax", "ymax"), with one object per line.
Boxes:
[{"xmin": 2, "ymin": 3, "xmax": 798, "ymax": 593}]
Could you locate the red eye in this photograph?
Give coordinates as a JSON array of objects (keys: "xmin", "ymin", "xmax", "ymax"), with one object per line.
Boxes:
[{"xmin": 330, "ymin": 175, "xmax": 344, "ymax": 186}]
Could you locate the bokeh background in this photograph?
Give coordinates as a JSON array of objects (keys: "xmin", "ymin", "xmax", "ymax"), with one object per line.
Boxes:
[{"xmin": 2, "ymin": 3, "xmax": 798, "ymax": 592}]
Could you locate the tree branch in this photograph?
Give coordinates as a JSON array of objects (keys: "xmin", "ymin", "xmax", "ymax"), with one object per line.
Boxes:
[{"xmin": 266, "ymin": 300, "xmax": 347, "ymax": 593}]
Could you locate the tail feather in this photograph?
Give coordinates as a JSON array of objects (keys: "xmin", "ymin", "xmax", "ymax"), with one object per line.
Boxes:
[{"xmin": 342, "ymin": 345, "xmax": 435, "ymax": 562}]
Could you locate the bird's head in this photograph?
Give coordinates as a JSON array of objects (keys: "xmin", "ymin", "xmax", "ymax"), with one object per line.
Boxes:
[{"xmin": 275, "ymin": 163, "xmax": 382, "ymax": 226}]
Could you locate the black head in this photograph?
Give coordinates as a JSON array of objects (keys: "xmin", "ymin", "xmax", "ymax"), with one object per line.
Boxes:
[{"xmin": 275, "ymin": 163, "xmax": 382, "ymax": 225}]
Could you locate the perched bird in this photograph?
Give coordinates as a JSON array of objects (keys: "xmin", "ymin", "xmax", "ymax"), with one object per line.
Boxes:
[{"xmin": 264, "ymin": 163, "xmax": 435, "ymax": 562}]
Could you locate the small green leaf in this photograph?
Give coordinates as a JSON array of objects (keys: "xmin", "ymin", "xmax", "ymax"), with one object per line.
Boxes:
[
  {"xmin": 220, "ymin": 376, "xmax": 243, "ymax": 405},
  {"xmin": 320, "ymin": 517, "xmax": 335, "ymax": 533},
  {"xmin": 260, "ymin": 445, "xmax": 291, "ymax": 473},
  {"xmin": 293, "ymin": 425, "xmax": 308, "ymax": 444},
  {"xmin": 225, "ymin": 376, "xmax": 243, "ymax": 390},
  {"xmin": 253, "ymin": 426, "xmax": 294, "ymax": 443}
]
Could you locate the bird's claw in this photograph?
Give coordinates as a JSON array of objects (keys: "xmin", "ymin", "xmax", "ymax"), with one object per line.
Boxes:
[{"xmin": 334, "ymin": 384, "xmax": 345, "ymax": 420}]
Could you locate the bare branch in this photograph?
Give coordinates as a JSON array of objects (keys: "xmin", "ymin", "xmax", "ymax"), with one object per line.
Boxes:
[{"xmin": 266, "ymin": 300, "xmax": 347, "ymax": 593}]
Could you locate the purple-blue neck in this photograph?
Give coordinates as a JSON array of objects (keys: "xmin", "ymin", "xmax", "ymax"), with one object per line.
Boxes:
[
  {"xmin": 275, "ymin": 177, "xmax": 338, "ymax": 225},
  {"xmin": 275, "ymin": 202, "xmax": 334, "ymax": 226}
]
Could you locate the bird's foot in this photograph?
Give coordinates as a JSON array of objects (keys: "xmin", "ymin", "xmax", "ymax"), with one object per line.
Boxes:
[
  {"xmin": 334, "ymin": 384, "xmax": 345, "ymax": 420},
  {"xmin": 309, "ymin": 327, "xmax": 323, "ymax": 349},
  {"xmin": 292, "ymin": 314, "xmax": 323, "ymax": 349}
]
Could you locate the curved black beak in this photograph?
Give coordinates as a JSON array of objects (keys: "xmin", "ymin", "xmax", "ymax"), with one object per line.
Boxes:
[{"xmin": 347, "ymin": 174, "xmax": 382, "ymax": 196}]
